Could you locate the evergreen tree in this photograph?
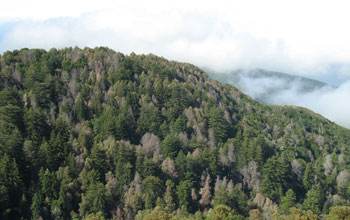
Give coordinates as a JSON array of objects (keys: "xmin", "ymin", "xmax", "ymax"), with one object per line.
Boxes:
[
  {"xmin": 142, "ymin": 176, "xmax": 163, "ymax": 209},
  {"xmin": 280, "ymin": 189, "xmax": 296, "ymax": 213},
  {"xmin": 211, "ymin": 187, "xmax": 230, "ymax": 207},
  {"xmin": 31, "ymin": 192, "xmax": 44, "ymax": 220},
  {"xmin": 261, "ymin": 156, "xmax": 284, "ymax": 202},
  {"xmin": 208, "ymin": 106, "xmax": 229, "ymax": 143},
  {"xmin": 164, "ymin": 180, "xmax": 176, "ymax": 213},
  {"xmin": 302, "ymin": 188, "xmax": 323, "ymax": 214},
  {"xmin": 177, "ymin": 180, "xmax": 193, "ymax": 211},
  {"xmin": 0, "ymin": 154, "xmax": 22, "ymax": 219},
  {"xmin": 161, "ymin": 134, "xmax": 182, "ymax": 159},
  {"xmin": 79, "ymin": 182, "xmax": 106, "ymax": 218},
  {"xmin": 327, "ymin": 206, "xmax": 350, "ymax": 220},
  {"xmin": 1, "ymin": 47, "xmax": 350, "ymax": 219}
]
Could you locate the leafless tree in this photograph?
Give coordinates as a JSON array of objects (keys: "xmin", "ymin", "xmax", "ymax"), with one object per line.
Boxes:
[
  {"xmin": 199, "ymin": 173, "xmax": 211, "ymax": 207},
  {"xmin": 323, "ymin": 154, "xmax": 333, "ymax": 176},
  {"xmin": 161, "ymin": 158, "xmax": 178, "ymax": 178},
  {"xmin": 240, "ymin": 160, "xmax": 261, "ymax": 191},
  {"xmin": 139, "ymin": 133, "xmax": 162, "ymax": 159},
  {"xmin": 291, "ymin": 159, "xmax": 304, "ymax": 181},
  {"xmin": 337, "ymin": 170, "xmax": 350, "ymax": 188}
]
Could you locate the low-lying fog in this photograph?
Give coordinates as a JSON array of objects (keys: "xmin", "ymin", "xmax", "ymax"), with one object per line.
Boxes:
[{"xmin": 210, "ymin": 70, "xmax": 350, "ymax": 128}]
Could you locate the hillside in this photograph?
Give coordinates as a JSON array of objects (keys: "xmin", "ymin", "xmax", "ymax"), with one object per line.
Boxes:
[
  {"xmin": 209, "ymin": 68, "xmax": 334, "ymax": 103},
  {"xmin": 1, "ymin": 47, "xmax": 350, "ymax": 219}
]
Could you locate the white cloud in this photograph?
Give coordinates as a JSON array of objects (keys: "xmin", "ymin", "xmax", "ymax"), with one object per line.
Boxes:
[
  {"xmin": 1, "ymin": 0, "xmax": 350, "ymax": 79},
  {"xmin": 274, "ymin": 82, "xmax": 350, "ymax": 128},
  {"xmin": 231, "ymin": 73, "xmax": 350, "ymax": 128}
]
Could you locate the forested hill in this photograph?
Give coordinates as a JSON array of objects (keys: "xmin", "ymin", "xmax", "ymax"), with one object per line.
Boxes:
[
  {"xmin": 1, "ymin": 47, "xmax": 350, "ymax": 220},
  {"xmin": 208, "ymin": 68, "xmax": 333, "ymax": 104}
]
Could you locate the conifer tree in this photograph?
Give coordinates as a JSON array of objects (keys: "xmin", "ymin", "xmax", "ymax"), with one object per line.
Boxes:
[
  {"xmin": 280, "ymin": 189, "xmax": 296, "ymax": 213},
  {"xmin": 164, "ymin": 180, "xmax": 176, "ymax": 213}
]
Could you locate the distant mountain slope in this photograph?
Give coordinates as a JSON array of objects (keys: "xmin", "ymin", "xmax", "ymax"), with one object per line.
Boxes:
[
  {"xmin": 209, "ymin": 68, "xmax": 335, "ymax": 103},
  {"xmin": 1, "ymin": 48, "xmax": 350, "ymax": 219}
]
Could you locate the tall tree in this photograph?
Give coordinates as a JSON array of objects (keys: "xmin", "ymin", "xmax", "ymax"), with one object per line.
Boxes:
[
  {"xmin": 142, "ymin": 176, "xmax": 163, "ymax": 209},
  {"xmin": 280, "ymin": 189, "xmax": 296, "ymax": 213}
]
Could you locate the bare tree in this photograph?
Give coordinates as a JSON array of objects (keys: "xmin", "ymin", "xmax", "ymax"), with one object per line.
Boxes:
[
  {"xmin": 208, "ymin": 128, "xmax": 216, "ymax": 149},
  {"xmin": 105, "ymin": 171, "xmax": 118, "ymax": 198},
  {"xmin": 179, "ymin": 132, "xmax": 189, "ymax": 146},
  {"xmin": 195, "ymin": 126, "xmax": 206, "ymax": 142},
  {"xmin": 192, "ymin": 148, "xmax": 202, "ymax": 157},
  {"xmin": 323, "ymin": 154, "xmax": 333, "ymax": 176},
  {"xmin": 291, "ymin": 159, "xmax": 304, "ymax": 181},
  {"xmin": 337, "ymin": 170, "xmax": 350, "ymax": 188},
  {"xmin": 315, "ymin": 135, "xmax": 325, "ymax": 147},
  {"xmin": 191, "ymin": 188, "xmax": 198, "ymax": 201},
  {"xmin": 227, "ymin": 180, "xmax": 234, "ymax": 194},
  {"xmin": 253, "ymin": 192, "xmax": 265, "ymax": 208},
  {"xmin": 161, "ymin": 158, "xmax": 177, "ymax": 178},
  {"xmin": 138, "ymin": 133, "xmax": 163, "ymax": 160},
  {"xmin": 240, "ymin": 160, "xmax": 261, "ymax": 191},
  {"xmin": 124, "ymin": 172, "xmax": 142, "ymax": 220},
  {"xmin": 214, "ymin": 176, "xmax": 223, "ymax": 193},
  {"xmin": 219, "ymin": 143, "xmax": 235, "ymax": 166},
  {"xmin": 199, "ymin": 173, "xmax": 211, "ymax": 207},
  {"xmin": 183, "ymin": 107, "xmax": 196, "ymax": 122},
  {"xmin": 338, "ymin": 153, "xmax": 346, "ymax": 166}
]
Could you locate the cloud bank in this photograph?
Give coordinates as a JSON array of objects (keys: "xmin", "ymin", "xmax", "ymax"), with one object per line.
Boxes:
[
  {"xmin": 231, "ymin": 73, "xmax": 350, "ymax": 128},
  {"xmin": 274, "ymin": 82, "xmax": 350, "ymax": 128},
  {"xmin": 1, "ymin": 1, "xmax": 350, "ymax": 83}
]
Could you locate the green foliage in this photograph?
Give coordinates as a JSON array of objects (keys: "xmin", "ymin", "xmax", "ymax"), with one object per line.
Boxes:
[
  {"xmin": 79, "ymin": 181, "xmax": 106, "ymax": 218},
  {"xmin": 211, "ymin": 187, "xmax": 230, "ymax": 207},
  {"xmin": 1, "ymin": 47, "xmax": 350, "ymax": 219},
  {"xmin": 302, "ymin": 187, "xmax": 325, "ymax": 214},
  {"xmin": 83, "ymin": 212, "xmax": 105, "ymax": 220},
  {"xmin": 0, "ymin": 154, "xmax": 22, "ymax": 219},
  {"xmin": 211, "ymin": 186, "xmax": 248, "ymax": 216},
  {"xmin": 164, "ymin": 180, "xmax": 176, "ymax": 213},
  {"xmin": 280, "ymin": 189, "xmax": 296, "ymax": 213},
  {"xmin": 208, "ymin": 107, "xmax": 229, "ymax": 143},
  {"xmin": 177, "ymin": 180, "xmax": 193, "ymax": 211},
  {"xmin": 0, "ymin": 89, "xmax": 24, "ymax": 131},
  {"xmin": 0, "ymin": 120, "xmax": 23, "ymax": 160},
  {"xmin": 326, "ymin": 206, "xmax": 350, "ymax": 220},
  {"xmin": 206, "ymin": 205, "xmax": 244, "ymax": 220},
  {"xmin": 273, "ymin": 208, "xmax": 320, "ymax": 220},
  {"xmin": 112, "ymin": 56, "xmax": 141, "ymax": 82},
  {"xmin": 261, "ymin": 155, "xmax": 290, "ymax": 202},
  {"xmin": 161, "ymin": 134, "xmax": 183, "ymax": 159},
  {"xmin": 142, "ymin": 176, "xmax": 163, "ymax": 209},
  {"xmin": 24, "ymin": 108, "xmax": 49, "ymax": 145},
  {"xmin": 137, "ymin": 101, "xmax": 162, "ymax": 136},
  {"xmin": 39, "ymin": 168, "xmax": 59, "ymax": 203},
  {"xmin": 142, "ymin": 207, "xmax": 171, "ymax": 220},
  {"xmin": 31, "ymin": 192, "xmax": 44, "ymax": 220}
]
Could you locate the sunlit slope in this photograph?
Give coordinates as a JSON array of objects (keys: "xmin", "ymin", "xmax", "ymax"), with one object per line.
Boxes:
[{"xmin": 1, "ymin": 47, "xmax": 350, "ymax": 219}]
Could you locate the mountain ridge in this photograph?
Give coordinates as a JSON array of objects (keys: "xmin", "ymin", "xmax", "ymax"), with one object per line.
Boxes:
[
  {"xmin": 1, "ymin": 47, "xmax": 350, "ymax": 219},
  {"xmin": 208, "ymin": 68, "xmax": 335, "ymax": 103}
]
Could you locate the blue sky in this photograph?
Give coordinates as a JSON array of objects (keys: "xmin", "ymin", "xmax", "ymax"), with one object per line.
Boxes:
[
  {"xmin": 1, "ymin": 0, "xmax": 350, "ymax": 127},
  {"xmin": 0, "ymin": 22, "xmax": 15, "ymax": 43}
]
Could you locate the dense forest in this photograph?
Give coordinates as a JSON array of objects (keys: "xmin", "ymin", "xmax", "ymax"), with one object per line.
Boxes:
[{"xmin": 1, "ymin": 47, "xmax": 350, "ymax": 219}]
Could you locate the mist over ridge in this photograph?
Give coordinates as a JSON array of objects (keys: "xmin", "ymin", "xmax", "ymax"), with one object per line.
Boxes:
[{"xmin": 209, "ymin": 68, "xmax": 350, "ymax": 128}]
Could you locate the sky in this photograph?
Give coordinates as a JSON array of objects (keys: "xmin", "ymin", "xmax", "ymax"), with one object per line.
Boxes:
[{"xmin": 1, "ymin": 0, "xmax": 350, "ymax": 127}]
